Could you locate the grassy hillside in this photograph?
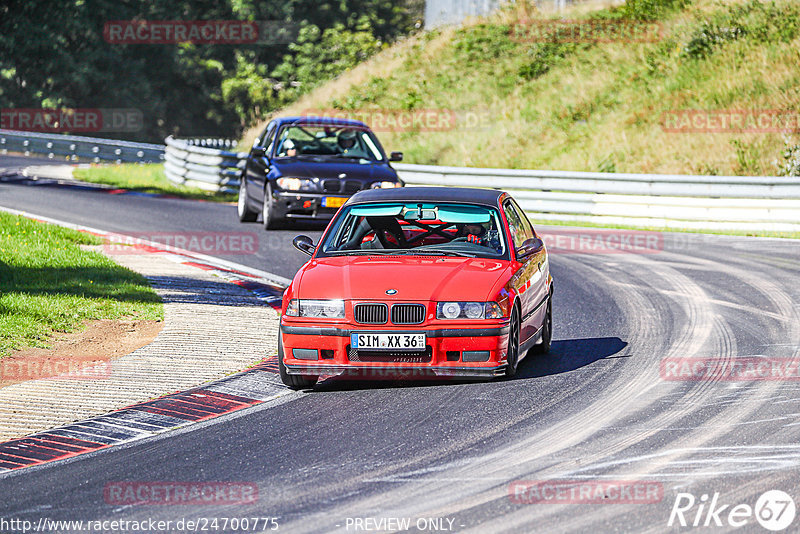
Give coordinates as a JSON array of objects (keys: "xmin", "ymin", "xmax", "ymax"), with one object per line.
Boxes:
[{"xmin": 244, "ymin": 0, "xmax": 800, "ymax": 176}]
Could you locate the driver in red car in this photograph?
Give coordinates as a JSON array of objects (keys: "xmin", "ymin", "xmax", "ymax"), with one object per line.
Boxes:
[
  {"xmin": 457, "ymin": 222, "xmax": 487, "ymax": 244},
  {"xmin": 456, "ymin": 222, "xmax": 504, "ymax": 253}
]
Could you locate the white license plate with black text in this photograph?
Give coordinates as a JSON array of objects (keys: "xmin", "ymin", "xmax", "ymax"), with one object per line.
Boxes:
[{"xmin": 351, "ymin": 333, "xmax": 426, "ymax": 351}]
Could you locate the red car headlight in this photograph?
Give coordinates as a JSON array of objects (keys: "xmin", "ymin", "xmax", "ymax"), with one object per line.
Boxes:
[
  {"xmin": 285, "ymin": 299, "xmax": 345, "ymax": 319},
  {"xmin": 436, "ymin": 302, "xmax": 503, "ymax": 320}
]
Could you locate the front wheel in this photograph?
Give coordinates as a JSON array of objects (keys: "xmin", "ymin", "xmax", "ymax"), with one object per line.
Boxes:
[
  {"xmin": 278, "ymin": 334, "xmax": 317, "ymax": 389},
  {"xmin": 262, "ymin": 185, "xmax": 282, "ymax": 230},
  {"xmin": 533, "ymin": 295, "xmax": 553, "ymax": 355},
  {"xmin": 237, "ymin": 177, "xmax": 258, "ymax": 222},
  {"xmin": 505, "ymin": 306, "xmax": 521, "ymax": 378}
]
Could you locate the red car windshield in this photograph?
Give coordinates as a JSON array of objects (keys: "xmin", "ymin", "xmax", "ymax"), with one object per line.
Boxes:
[{"xmin": 319, "ymin": 202, "xmax": 508, "ymax": 259}]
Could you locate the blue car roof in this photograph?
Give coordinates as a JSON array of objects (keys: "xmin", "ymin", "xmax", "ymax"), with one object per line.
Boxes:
[{"xmin": 273, "ymin": 116, "xmax": 370, "ymax": 129}]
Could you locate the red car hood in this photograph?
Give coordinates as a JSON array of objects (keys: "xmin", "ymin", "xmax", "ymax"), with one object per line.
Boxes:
[{"xmin": 296, "ymin": 256, "xmax": 511, "ymax": 302}]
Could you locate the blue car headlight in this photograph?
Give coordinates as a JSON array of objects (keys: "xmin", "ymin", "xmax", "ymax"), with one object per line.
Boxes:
[
  {"xmin": 277, "ymin": 177, "xmax": 315, "ymax": 191},
  {"xmin": 370, "ymin": 181, "xmax": 402, "ymax": 189}
]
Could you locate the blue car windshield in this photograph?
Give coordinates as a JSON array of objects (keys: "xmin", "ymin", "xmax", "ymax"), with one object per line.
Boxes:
[
  {"xmin": 319, "ymin": 202, "xmax": 508, "ymax": 259},
  {"xmin": 273, "ymin": 125, "xmax": 384, "ymax": 161}
]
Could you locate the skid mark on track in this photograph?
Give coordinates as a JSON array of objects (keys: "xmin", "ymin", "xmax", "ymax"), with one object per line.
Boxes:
[
  {"xmin": 558, "ymin": 445, "xmax": 800, "ymax": 479},
  {"xmin": 292, "ymin": 246, "xmax": 800, "ymax": 534},
  {"xmin": 286, "ymin": 253, "xmax": 722, "ymax": 532}
]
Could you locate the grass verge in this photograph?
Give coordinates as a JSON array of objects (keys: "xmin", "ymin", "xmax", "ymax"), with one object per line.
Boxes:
[
  {"xmin": 0, "ymin": 211, "xmax": 163, "ymax": 357},
  {"xmin": 74, "ymin": 163, "xmax": 237, "ymax": 203}
]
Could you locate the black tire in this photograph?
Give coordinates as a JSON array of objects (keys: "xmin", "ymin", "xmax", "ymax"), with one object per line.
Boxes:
[
  {"xmin": 505, "ymin": 306, "xmax": 521, "ymax": 378},
  {"xmin": 237, "ymin": 177, "xmax": 258, "ymax": 222},
  {"xmin": 262, "ymin": 184, "xmax": 282, "ymax": 230},
  {"xmin": 533, "ymin": 294, "xmax": 553, "ymax": 355},
  {"xmin": 278, "ymin": 334, "xmax": 317, "ymax": 389}
]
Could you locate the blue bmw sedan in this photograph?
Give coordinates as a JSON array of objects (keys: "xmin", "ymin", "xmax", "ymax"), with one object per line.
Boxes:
[{"xmin": 238, "ymin": 116, "xmax": 404, "ymax": 229}]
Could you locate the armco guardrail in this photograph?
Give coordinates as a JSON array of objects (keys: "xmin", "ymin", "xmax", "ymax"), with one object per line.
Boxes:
[
  {"xmin": 0, "ymin": 129, "xmax": 164, "ymax": 163},
  {"xmin": 164, "ymin": 136, "xmax": 246, "ymax": 193},
  {"xmin": 3, "ymin": 128, "xmax": 797, "ymax": 232},
  {"xmin": 394, "ymin": 163, "xmax": 800, "ymax": 232}
]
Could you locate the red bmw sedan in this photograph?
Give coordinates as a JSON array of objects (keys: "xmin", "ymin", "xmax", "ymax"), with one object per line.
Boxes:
[{"xmin": 278, "ymin": 187, "xmax": 553, "ymax": 388}]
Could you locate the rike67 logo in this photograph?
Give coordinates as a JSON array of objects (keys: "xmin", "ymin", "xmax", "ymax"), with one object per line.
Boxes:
[{"xmin": 669, "ymin": 490, "xmax": 796, "ymax": 531}]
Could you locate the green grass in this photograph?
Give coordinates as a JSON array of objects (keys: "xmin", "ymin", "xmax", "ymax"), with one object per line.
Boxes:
[
  {"xmin": 0, "ymin": 211, "xmax": 163, "ymax": 357},
  {"xmin": 74, "ymin": 164, "xmax": 237, "ymax": 203}
]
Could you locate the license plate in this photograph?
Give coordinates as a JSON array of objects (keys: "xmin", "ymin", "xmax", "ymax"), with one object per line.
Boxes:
[
  {"xmin": 322, "ymin": 196, "xmax": 347, "ymax": 208},
  {"xmin": 351, "ymin": 333, "xmax": 426, "ymax": 351}
]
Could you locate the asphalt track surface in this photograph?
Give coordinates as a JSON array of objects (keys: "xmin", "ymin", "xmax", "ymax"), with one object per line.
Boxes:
[{"xmin": 2, "ymin": 155, "xmax": 800, "ymax": 532}]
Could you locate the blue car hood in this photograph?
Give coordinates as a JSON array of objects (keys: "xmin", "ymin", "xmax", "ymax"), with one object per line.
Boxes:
[{"xmin": 272, "ymin": 159, "xmax": 398, "ymax": 181}]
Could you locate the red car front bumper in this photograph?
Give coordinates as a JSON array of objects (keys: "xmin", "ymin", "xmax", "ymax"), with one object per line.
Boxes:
[{"xmin": 280, "ymin": 320, "xmax": 511, "ymax": 379}]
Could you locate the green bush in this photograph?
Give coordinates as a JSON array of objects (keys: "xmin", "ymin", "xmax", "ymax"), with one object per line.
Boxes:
[
  {"xmin": 682, "ymin": 1, "xmax": 800, "ymax": 59},
  {"xmin": 776, "ymin": 137, "xmax": 800, "ymax": 177},
  {"xmin": 518, "ymin": 42, "xmax": 575, "ymax": 81},
  {"xmin": 623, "ymin": 0, "xmax": 692, "ymax": 20},
  {"xmin": 453, "ymin": 24, "xmax": 517, "ymax": 62},
  {"xmin": 682, "ymin": 22, "xmax": 746, "ymax": 59}
]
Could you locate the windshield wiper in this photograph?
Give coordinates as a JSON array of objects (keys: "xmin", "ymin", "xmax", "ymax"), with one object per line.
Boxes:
[
  {"xmin": 326, "ymin": 249, "xmax": 411, "ymax": 256},
  {"xmin": 326, "ymin": 248, "xmax": 476, "ymax": 258},
  {"xmin": 327, "ymin": 154, "xmax": 373, "ymax": 161},
  {"xmin": 277, "ymin": 154, "xmax": 319, "ymax": 160},
  {"xmin": 404, "ymin": 248, "xmax": 476, "ymax": 258}
]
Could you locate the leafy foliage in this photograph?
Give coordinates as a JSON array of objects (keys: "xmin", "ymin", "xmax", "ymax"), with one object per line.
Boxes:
[
  {"xmin": 272, "ymin": 24, "xmax": 384, "ymax": 96},
  {"xmin": 0, "ymin": 0, "xmax": 421, "ymax": 142}
]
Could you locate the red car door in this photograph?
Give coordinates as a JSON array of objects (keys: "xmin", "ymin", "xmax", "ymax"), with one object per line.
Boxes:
[{"xmin": 502, "ymin": 198, "xmax": 548, "ymax": 345}]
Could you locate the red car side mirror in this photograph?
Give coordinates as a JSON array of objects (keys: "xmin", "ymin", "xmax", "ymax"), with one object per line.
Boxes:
[{"xmin": 516, "ymin": 237, "xmax": 544, "ymax": 260}]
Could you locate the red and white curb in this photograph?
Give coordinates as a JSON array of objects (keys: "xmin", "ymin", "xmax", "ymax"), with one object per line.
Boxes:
[
  {"xmin": 0, "ymin": 362, "xmax": 287, "ymax": 473},
  {"xmin": 0, "ymin": 206, "xmax": 291, "ymax": 473}
]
